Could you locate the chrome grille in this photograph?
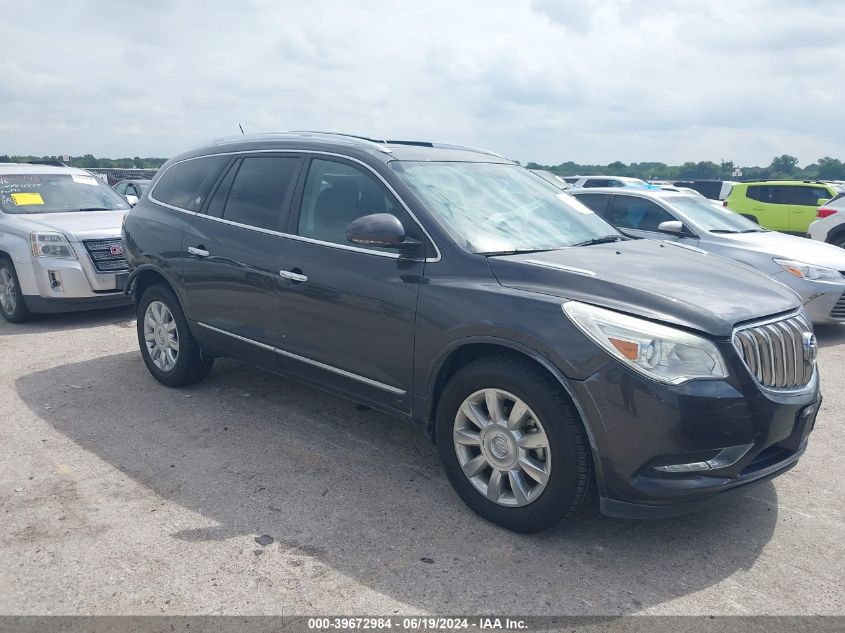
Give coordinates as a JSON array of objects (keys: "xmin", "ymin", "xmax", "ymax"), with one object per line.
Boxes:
[
  {"xmin": 732, "ymin": 313, "xmax": 814, "ymax": 390},
  {"xmin": 83, "ymin": 238, "xmax": 128, "ymax": 273},
  {"xmin": 832, "ymin": 290, "xmax": 845, "ymax": 321}
]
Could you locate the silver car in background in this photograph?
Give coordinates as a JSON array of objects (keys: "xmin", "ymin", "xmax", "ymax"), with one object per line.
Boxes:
[
  {"xmin": 571, "ymin": 188, "xmax": 845, "ymax": 324},
  {"xmin": 0, "ymin": 164, "xmax": 133, "ymax": 322}
]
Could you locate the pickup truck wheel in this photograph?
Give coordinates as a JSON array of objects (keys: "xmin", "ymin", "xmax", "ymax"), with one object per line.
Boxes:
[
  {"xmin": 0, "ymin": 258, "xmax": 34, "ymax": 323},
  {"xmin": 435, "ymin": 355, "xmax": 593, "ymax": 533},
  {"xmin": 137, "ymin": 284, "xmax": 213, "ymax": 387}
]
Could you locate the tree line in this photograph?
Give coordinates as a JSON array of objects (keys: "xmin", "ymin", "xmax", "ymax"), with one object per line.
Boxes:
[
  {"xmin": 4, "ymin": 152, "xmax": 845, "ymax": 181},
  {"xmin": 527, "ymin": 155, "xmax": 845, "ymax": 181},
  {"xmin": 0, "ymin": 154, "xmax": 168, "ymax": 169}
]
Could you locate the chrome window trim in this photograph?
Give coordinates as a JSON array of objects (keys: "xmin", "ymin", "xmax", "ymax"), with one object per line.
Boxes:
[
  {"xmin": 196, "ymin": 322, "xmax": 406, "ymax": 396},
  {"xmin": 149, "ymin": 149, "xmax": 441, "ymax": 262},
  {"xmin": 731, "ymin": 310, "xmax": 817, "ymax": 395},
  {"xmin": 191, "ymin": 212, "xmax": 403, "ymax": 259}
]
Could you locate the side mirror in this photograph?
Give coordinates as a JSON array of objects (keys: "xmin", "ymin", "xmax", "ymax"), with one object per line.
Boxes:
[
  {"xmin": 657, "ymin": 220, "xmax": 685, "ymax": 234},
  {"xmin": 124, "ymin": 194, "xmax": 138, "ymax": 206},
  {"xmin": 346, "ymin": 213, "xmax": 420, "ymax": 250},
  {"xmin": 818, "ymin": 198, "xmax": 830, "ymax": 206}
]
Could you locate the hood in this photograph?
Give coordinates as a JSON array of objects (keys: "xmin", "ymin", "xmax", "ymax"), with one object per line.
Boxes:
[
  {"xmin": 709, "ymin": 231, "xmax": 845, "ymax": 271},
  {"xmin": 15, "ymin": 210, "xmax": 128, "ymax": 242},
  {"xmin": 487, "ymin": 239, "xmax": 801, "ymax": 337}
]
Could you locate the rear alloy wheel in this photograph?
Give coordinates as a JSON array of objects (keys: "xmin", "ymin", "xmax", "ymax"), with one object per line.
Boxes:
[
  {"xmin": 137, "ymin": 284, "xmax": 213, "ymax": 387},
  {"xmin": 143, "ymin": 300, "xmax": 180, "ymax": 372},
  {"xmin": 0, "ymin": 258, "xmax": 33, "ymax": 323},
  {"xmin": 828, "ymin": 232, "xmax": 845, "ymax": 250},
  {"xmin": 436, "ymin": 355, "xmax": 593, "ymax": 532}
]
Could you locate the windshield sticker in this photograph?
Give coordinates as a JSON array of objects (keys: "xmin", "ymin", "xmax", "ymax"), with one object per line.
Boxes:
[
  {"xmin": 72, "ymin": 174, "xmax": 99, "ymax": 186},
  {"xmin": 10, "ymin": 192, "xmax": 44, "ymax": 206}
]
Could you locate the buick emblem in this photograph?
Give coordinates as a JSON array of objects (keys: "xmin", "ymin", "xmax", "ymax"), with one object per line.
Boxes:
[
  {"xmin": 110, "ymin": 244, "xmax": 124, "ymax": 256},
  {"xmin": 802, "ymin": 332, "xmax": 818, "ymax": 366}
]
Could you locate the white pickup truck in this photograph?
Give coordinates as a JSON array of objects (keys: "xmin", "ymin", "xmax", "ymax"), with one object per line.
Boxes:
[{"xmin": 0, "ymin": 164, "xmax": 133, "ymax": 322}]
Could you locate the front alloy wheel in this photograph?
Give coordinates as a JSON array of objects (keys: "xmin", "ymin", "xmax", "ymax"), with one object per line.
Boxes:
[
  {"xmin": 454, "ymin": 388, "xmax": 551, "ymax": 506},
  {"xmin": 0, "ymin": 267, "xmax": 17, "ymax": 316},
  {"xmin": 436, "ymin": 355, "xmax": 594, "ymax": 532}
]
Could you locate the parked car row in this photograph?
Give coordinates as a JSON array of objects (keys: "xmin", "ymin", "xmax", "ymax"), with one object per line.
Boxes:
[
  {"xmin": 0, "ymin": 135, "xmax": 829, "ymax": 533},
  {"xmin": 570, "ymin": 188, "xmax": 845, "ymax": 324}
]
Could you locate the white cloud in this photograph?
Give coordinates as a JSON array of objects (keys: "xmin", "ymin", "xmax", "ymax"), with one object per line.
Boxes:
[{"xmin": 0, "ymin": 0, "xmax": 843, "ymax": 166}]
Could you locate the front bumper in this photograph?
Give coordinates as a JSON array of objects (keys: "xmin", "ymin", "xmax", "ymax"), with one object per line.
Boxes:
[
  {"xmin": 19, "ymin": 241, "xmax": 128, "ymax": 299},
  {"xmin": 572, "ymin": 350, "xmax": 820, "ymax": 518},
  {"xmin": 773, "ymin": 271, "xmax": 845, "ymax": 324},
  {"xmin": 14, "ymin": 239, "xmax": 131, "ymax": 313}
]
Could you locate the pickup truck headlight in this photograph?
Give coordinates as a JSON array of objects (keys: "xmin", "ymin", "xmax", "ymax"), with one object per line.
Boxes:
[
  {"xmin": 30, "ymin": 232, "xmax": 77, "ymax": 259},
  {"xmin": 563, "ymin": 301, "xmax": 728, "ymax": 384},
  {"xmin": 774, "ymin": 258, "xmax": 843, "ymax": 282}
]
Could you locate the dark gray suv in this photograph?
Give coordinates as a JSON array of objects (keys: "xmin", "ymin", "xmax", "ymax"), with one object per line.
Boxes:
[{"xmin": 123, "ymin": 133, "xmax": 821, "ymax": 532}]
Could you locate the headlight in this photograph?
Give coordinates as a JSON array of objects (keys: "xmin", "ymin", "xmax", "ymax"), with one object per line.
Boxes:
[
  {"xmin": 774, "ymin": 258, "xmax": 843, "ymax": 282},
  {"xmin": 30, "ymin": 232, "xmax": 77, "ymax": 259},
  {"xmin": 562, "ymin": 301, "xmax": 728, "ymax": 384}
]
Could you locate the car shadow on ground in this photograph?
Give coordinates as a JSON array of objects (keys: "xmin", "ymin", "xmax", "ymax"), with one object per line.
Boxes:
[
  {"xmin": 0, "ymin": 305, "xmax": 134, "ymax": 337},
  {"xmin": 815, "ymin": 323, "xmax": 845, "ymax": 349},
  {"xmin": 16, "ymin": 352, "xmax": 780, "ymax": 614}
]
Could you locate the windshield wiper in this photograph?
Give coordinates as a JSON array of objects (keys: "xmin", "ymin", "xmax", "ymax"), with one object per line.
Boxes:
[
  {"xmin": 76, "ymin": 206, "xmax": 114, "ymax": 212},
  {"xmin": 709, "ymin": 229, "xmax": 740, "ymax": 233},
  {"xmin": 571, "ymin": 235, "xmax": 625, "ymax": 247},
  {"xmin": 482, "ymin": 248, "xmax": 562, "ymax": 256}
]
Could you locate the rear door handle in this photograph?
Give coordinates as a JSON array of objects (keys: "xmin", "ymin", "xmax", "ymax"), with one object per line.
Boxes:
[
  {"xmin": 187, "ymin": 246, "xmax": 209, "ymax": 258},
  {"xmin": 279, "ymin": 269, "xmax": 308, "ymax": 283}
]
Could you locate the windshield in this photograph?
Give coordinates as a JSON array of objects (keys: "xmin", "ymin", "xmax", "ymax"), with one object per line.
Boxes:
[
  {"xmin": 0, "ymin": 173, "xmax": 131, "ymax": 214},
  {"xmin": 665, "ymin": 195, "xmax": 763, "ymax": 232},
  {"xmin": 390, "ymin": 162, "xmax": 620, "ymax": 253}
]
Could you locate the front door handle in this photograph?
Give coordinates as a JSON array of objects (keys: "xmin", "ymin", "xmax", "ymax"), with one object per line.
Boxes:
[
  {"xmin": 187, "ymin": 246, "xmax": 209, "ymax": 258},
  {"xmin": 279, "ymin": 269, "xmax": 308, "ymax": 283}
]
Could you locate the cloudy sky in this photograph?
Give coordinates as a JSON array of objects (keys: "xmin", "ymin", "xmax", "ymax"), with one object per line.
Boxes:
[{"xmin": 1, "ymin": 0, "xmax": 843, "ymax": 166}]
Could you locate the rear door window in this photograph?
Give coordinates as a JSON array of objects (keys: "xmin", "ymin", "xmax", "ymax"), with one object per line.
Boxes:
[
  {"xmin": 214, "ymin": 156, "xmax": 302, "ymax": 231},
  {"xmin": 573, "ymin": 193, "xmax": 611, "ymax": 215},
  {"xmin": 152, "ymin": 155, "xmax": 229, "ymax": 211},
  {"xmin": 608, "ymin": 195, "xmax": 675, "ymax": 231},
  {"xmin": 745, "ymin": 185, "xmax": 790, "ymax": 205}
]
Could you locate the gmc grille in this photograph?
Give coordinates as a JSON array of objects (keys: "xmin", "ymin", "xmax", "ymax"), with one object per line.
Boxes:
[
  {"xmin": 83, "ymin": 238, "xmax": 128, "ymax": 273},
  {"xmin": 732, "ymin": 313, "xmax": 814, "ymax": 390},
  {"xmin": 832, "ymin": 290, "xmax": 845, "ymax": 322}
]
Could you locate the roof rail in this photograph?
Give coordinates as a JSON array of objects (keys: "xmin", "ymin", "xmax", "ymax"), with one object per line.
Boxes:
[
  {"xmin": 290, "ymin": 131, "xmax": 397, "ymax": 154},
  {"xmin": 205, "ymin": 131, "xmax": 509, "ymax": 160}
]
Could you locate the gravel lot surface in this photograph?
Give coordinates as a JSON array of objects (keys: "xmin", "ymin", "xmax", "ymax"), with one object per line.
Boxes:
[{"xmin": 1, "ymin": 306, "xmax": 843, "ymax": 615}]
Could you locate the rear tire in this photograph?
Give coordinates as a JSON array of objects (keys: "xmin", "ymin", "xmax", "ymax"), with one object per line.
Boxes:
[
  {"xmin": 435, "ymin": 355, "xmax": 594, "ymax": 533},
  {"xmin": 137, "ymin": 284, "xmax": 213, "ymax": 387},
  {"xmin": 827, "ymin": 231, "xmax": 845, "ymax": 250},
  {"xmin": 0, "ymin": 257, "xmax": 34, "ymax": 323}
]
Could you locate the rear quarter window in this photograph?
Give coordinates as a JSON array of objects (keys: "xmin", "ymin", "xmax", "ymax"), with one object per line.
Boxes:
[{"xmin": 151, "ymin": 155, "xmax": 228, "ymax": 211}]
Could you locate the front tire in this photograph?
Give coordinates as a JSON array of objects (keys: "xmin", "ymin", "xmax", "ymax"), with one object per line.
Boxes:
[
  {"xmin": 0, "ymin": 257, "xmax": 33, "ymax": 323},
  {"xmin": 435, "ymin": 355, "xmax": 594, "ymax": 532},
  {"xmin": 137, "ymin": 284, "xmax": 213, "ymax": 387}
]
